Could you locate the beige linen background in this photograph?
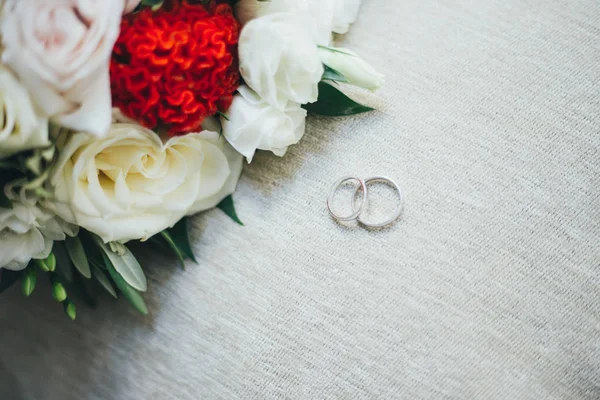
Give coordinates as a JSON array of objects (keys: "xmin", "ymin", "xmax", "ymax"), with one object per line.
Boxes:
[{"xmin": 1, "ymin": 0, "xmax": 599, "ymax": 399}]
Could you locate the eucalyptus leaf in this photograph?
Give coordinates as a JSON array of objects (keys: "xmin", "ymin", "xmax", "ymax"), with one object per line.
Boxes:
[
  {"xmin": 217, "ymin": 195, "xmax": 244, "ymax": 226},
  {"xmin": 169, "ymin": 218, "xmax": 197, "ymax": 262},
  {"xmin": 91, "ymin": 265, "xmax": 117, "ymax": 299},
  {"xmin": 69, "ymin": 272, "xmax": 97, "ymax": 308},
  {"xmin": 53, "ymin": 241, "xmax": 73, "ymax": 283},
  {"xmin": 94, "ymin": 237, "xmax": 147, "ymax": 292},
  {"xmin": 303, "ymin": 81, "xmax": 374, "ymax": 116},
  {"xmin": 322, "ymin": 65, "xmax": 348, "ymax": 83},
  {"xmin": 160, "ymin": 231, "xmax": 186, "ymax": 270},
  {"xmin": 65, "ymin": 236, "xmax": 91, "ymax": 279},
  {"xmin": 103, "ymin": 253, "xmax": 148, "ymax": 315}
]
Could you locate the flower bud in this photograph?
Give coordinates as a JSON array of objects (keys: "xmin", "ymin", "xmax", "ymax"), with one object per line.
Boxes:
[
  {"xmin": 318, "ymin": 46, "xmax": 384, "ymax": 91},
  {"xmin": 45, "ymin": 253, "xmax": 56, "ymax": 272},
  {"xmin": 21, "ymin": 270, "xmax": 36, "ymax": 297},
  {"xmin": 63, "ymin": 300, "xmax": 77, "ymax": 321},
  {"xmin": 34, "ymin": 258, "xmax": 49, "ymax": 272},
  {"xmin": 52, "ymin": 282, "xmax": 67, "ymax": 303}
]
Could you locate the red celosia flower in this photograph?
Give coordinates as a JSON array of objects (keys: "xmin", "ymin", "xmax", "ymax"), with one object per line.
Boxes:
[{"xmin": 110, "ymin": 1, "xmax": 240, "ymax": 135}]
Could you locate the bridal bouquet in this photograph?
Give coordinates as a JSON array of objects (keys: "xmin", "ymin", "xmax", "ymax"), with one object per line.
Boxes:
[{"xmin": 0, "ymin": 0, "xmax": 382, "ymax": 319}]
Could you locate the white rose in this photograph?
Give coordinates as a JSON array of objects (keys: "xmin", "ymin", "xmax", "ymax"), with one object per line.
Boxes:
[
  {"xmin": 318, "ymin": 46, "xmax": 384, "ymax": 91},
  {"xmin": 0, "ymin": 66, "xmax": 49, "ymax": 160},
  {"xmin": 49, "ymin": 117, "xmax": 243, "ymax": 243},
  {"xmin": 0, "ymin": 0, "xmax": 124, "ymax": 137},
  {"xmin": 0, "ymin": 192, "xmax": 76, "ymax": 271},
  {"xmin": 123, "ymin": 0, "xmax": 141, "ymax": 14},
  {"xmin": 235, "ymin": 0, "xmax": 335, "ymax": 45},
  {"xmin": 239, "ymin": 12, "xmax": 324, "ymax": 110},
  {"xmin": 332, "ymin": 0, "xmax": 362, "ymax": 34},
  {"xmin": 222, "ymin": 86, "xmax": 306, "ymax": 162}
]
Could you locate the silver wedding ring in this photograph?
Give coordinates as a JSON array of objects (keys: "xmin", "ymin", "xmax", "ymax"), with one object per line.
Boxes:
[
  {"xmin": 327, "ymin": 176, "xmax": 368, "ymax": 222},
  {"xmin": 327, "ymin": 176, "xmax": 404, "ymax": 228}
]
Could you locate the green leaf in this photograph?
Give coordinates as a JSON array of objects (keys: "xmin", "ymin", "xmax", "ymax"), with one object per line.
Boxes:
[
  {"xmin": 160, "ymin": 231, "xmax": 187, "ymax": 270},
  {"xmin": 68, "ymin": 271, "xmax": 97, "ymax": 308},
  {"xmin": 0, "ymin": 269, "xmax": 22, "ymax": 293},
  {"xmin": 303, "ymin": 81, "xmax": 374, "ymax": 116},
  {"xmin": 169, "ymin": 218, "xmax": 197, "ymax": 262},
  {"xmin": 91, "ymin": 265, "xmax": 117, "ymax": 299},
  {"xmin": 65, "ymin": 236, "xmax": 91, "ymax": 279},
  {"xmin": 317, "ymin": 45, "xmax": 355, "ymax": 56},
  {"xmin": 53, "ymin": 241, "xmax": 73, "ymax": 283},
  {"xmin": 141, "ymin": 0, "xmax": 163, "ymax": 10},
  {"xmin": 322, "ymin": 65, "xmax": 348, "ymax": 83},
  {"xmin": 217, "ymin": 195, "xmax": 244, "ymax": 226},
  {"xmin": 103, "ymin": 253, "xmax": 148, "ymax": 315},
  {"xmin": 94, "ymin": 237, "xmax": 147, "ymax": 292}
]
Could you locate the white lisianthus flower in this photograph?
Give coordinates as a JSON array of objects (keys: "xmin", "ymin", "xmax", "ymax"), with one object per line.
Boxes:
[
  {"xmin": 49, "ymin": 115, "xmax": 243, "ymax": 243},
  {"xmin": 235, "ymin": 0, "xmax": 362, "ymax": 42},
  {"xmin": 0, "ymin": 192, "xmax": 76, "ymax": 271},
  {"xmin": 0, "ymin": 66, "xmax": 50, "ymax": 160},
  {"xmin": 318, "ymin": 47, "xmax": 384, "ymax": 91},
  {"xmin": 239, "ymin": 12, "xmax": 324, "ymax": 110},
  {"xmin": 332, "ymin": 0, "xmax": 362, "ymax": 34},
  {"xmin": 235, "ymin": 0, "xmax": 336, "ymax": 45},
  {"xmin": 221, "ymin": 86, "xmax": 306, "ymax": 162},
  {"xmin": 0, "ymin": 0, "xmax": 124, "ymax": 137},
  {"xmin": 123, "ymin": 0, "xmax": 141, "ymax": 14}
]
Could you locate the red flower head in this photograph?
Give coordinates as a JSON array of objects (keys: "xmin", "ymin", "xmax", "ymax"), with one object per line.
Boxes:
[{"xmin": 110, "ymin": 1, "xmax": 240, "ymax": 136}]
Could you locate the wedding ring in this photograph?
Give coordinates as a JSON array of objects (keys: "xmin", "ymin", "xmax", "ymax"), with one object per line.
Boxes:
[
  {"xmin": 327, "ymin": 176, "xmax": 368, "ymax": 222},
  {"xmin": 351, "ymin": 176, "xmax": 403, "ymax": 228}
]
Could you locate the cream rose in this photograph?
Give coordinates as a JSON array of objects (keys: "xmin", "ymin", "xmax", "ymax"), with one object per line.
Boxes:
[
  {"xmin": 0, "ymin": 0, "xmax": 124, "ymax": 137},
  {"xmin": 239, "ymin": 12, "xmax": 324, "ymax": 110},
  {"xmin": 0, "ymin": 191, "xmax": 76, "ymax": 271},
  {"xmin": 49, "ymin": 117, "xmax": 243, "ymax": 243},
  {"xmin": 222, "ymin": 86, "xmax": 306, "ymax": 162},
  {"xmin": 0, "ymin": 66, "xmax": 49, "ymax": 160}
]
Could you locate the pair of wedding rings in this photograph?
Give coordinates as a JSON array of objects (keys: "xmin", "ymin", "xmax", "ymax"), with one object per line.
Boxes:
[{"xmin": 326, "ymin": 176, "xmax": 404, "ymax": 228}]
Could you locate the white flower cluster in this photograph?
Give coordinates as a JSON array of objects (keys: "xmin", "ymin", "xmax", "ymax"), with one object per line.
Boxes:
[
  {"xmin": 224, "ymin": 0, "xmax": 383, "ymax": 162},
  {"xmin": 0, "ymin": 0, "xmax": 241, "ymax": 270}
]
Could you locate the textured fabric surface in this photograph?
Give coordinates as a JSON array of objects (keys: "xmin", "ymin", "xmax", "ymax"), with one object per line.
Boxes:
[{"xmin": 1, "ymin": 0, "xmax": 600, "ymax": 399}]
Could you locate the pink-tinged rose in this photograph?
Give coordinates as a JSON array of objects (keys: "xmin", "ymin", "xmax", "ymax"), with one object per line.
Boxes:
[
  {"xmin": 123, "ymin": 0, "xmax": 141, "ymax": 14},
  {"xmin": 0, "ymin": 0, "xmax": 125, "ymax": 137}
]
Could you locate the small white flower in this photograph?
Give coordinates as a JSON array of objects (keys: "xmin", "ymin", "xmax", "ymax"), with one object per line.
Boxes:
[
  {"xmin": 0, "ymin": 0, "xmax": 125, "ymax": 137},
  {"xmin": 48, "ymin": 113, "xmax": 243, "ymax": 243},
  {"xmin": 318, "ymin": 46, "xmax": 384, "ymax": 91},
  {"xmin": 239, "ymin": 12, "xmax": 324, "ymax": 110},
  {"xmin": 0, "ymin": 191, "xmax": 76, "ymax": 271},
  {"xmin": 235, "ymin": 0, "xmax": 336, "ymax": 45},
  {"xmin": 221, "ymin": 85, "xmax": 306, "ymax": 162},
  {"xmin": 332, "ymin": 0, "xmax": 362, "ymax": 34},
  {"xmin": 0, "ymin": 66, "xmax": 49, "ymax": 160},
  {"xmin": 235, "ymin": 0, "xmax": 363, "ymax": 43}
]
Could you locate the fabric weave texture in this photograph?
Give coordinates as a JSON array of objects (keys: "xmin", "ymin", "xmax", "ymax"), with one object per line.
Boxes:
[{"xmin": 0, "ymin": 0, "xmax": 599, "ymax": 399}]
